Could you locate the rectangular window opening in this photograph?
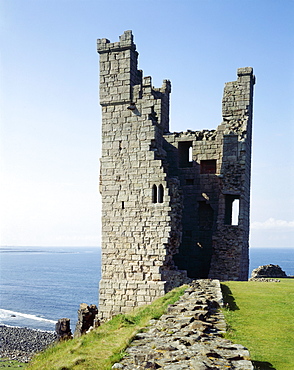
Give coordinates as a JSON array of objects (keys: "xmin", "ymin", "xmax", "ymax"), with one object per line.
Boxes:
[
  {"xmin": 200, "ymin": 159, "xmax": 216, "ymax": 174},
  {"xmin": 232, "ymin": 198, "xmax": 240, "ymax": 225},
  {"xmin": 178, "ymin": 141, "xmax": 193, "ymax": 167},
  {"xmin": 225, "ymin": 195, "xmax": 240, "ymax": 225},
  {"xmin": 185, "ymin": 179, "xmax": 194, "ymax": 185}
]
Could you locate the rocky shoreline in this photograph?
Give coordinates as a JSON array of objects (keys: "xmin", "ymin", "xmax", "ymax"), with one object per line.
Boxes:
[{"xmin": 0, "ymin": 325, "xmax": 57, "ymax": 363}]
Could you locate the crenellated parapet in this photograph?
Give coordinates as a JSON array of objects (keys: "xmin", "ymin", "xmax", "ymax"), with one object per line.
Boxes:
[{"xmin": 97, "ymin": 30, "xmax": 140, "ymax": 105}]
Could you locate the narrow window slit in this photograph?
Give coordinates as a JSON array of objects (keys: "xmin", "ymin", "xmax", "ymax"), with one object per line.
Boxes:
[
  {"xmin": 152, "ymin": 185, "xmax": 157, "ymax": 203},
  {"xmin": 158, "ymin": 184, "xmax": 164, "ymax": 203},
  {"xmin": 232, "ymin": 198, "xmax": 240, "ymax": 225},
  {"xmin": 188, "ymin": 146, "xmax": 193, "ymax": 162}
]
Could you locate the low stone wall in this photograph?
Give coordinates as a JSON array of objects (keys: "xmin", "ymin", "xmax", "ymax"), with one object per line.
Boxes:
[{"xmin": 113, "ymin": 279, "xmax": 253, "ymax": 370}]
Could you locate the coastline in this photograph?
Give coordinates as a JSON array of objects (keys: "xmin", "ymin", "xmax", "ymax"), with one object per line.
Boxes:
[{"xmin": 0, "ymin": 325, "xmax": 57, "ymax": 363}]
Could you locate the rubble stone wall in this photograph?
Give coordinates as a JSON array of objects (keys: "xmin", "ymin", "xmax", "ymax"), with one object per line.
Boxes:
[
  {"xmin": 116, "ymin": 280, "xmax": 254, "ymax": 370},
  {"xmin": 97, "ymin": 31, "xmax": 255, "ymax": 319}
]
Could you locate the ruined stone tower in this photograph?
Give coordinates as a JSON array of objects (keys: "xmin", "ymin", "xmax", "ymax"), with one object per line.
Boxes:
[{"xmin": 97, "ymin": 31, "xmax": 255, "ymax": 320}]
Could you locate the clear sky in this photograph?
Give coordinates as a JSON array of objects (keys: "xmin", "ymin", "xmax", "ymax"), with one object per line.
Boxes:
[{"xmin": 1, "ymin": 0, "xmax": 293, "ymax": 248}]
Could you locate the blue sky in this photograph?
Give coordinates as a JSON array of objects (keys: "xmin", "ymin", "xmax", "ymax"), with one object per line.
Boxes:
[{"xmin": 1, "ymin": 0, "xmax": 293, "ymax": 248}]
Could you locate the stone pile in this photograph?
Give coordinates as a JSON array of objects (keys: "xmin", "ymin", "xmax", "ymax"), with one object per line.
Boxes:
[
  {"xmin": 0, "ymin": 326, "xmax": 56, "ymax": 363},
  {"xmin": 114, "ymin": 280, "xmax": 253, "ymax": 370},
  {"xmin": 250, "ymin": 264, "xmax": 287, "ymax": 280}
]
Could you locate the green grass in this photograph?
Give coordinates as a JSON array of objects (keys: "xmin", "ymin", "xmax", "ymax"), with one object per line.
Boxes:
[
  {"xmin": 221, "ymin": 279, "xmax": 294, "ymax": 370},
  {"xmin": 27, "ymin": 285, "xmax": 187, "ymax": 370},
  {"xmin": 0, "ymin": 359, "xmax": 27, "ymax": 369},
  {"xmin": 14, "ymin": 280, "xmax": 294, "ymax": 369}
]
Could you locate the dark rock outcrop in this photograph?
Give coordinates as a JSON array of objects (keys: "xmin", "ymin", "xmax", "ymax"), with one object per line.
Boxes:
[
  {"xmin": 55, "ymin": 318, "xmax": 72, "ymax": 341},
  {"xmin": 74, "ymin": 303, "xmax": 99, "ymax": 338}
]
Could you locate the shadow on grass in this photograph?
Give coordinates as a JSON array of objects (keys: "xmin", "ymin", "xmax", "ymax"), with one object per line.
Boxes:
[
  {"xmin": 252, "ymin": 360, "xmax": 276, "ymax": 370},
  {"xmin": 220, "ymin": 284, "xmax": 239, "ymax": 311}
]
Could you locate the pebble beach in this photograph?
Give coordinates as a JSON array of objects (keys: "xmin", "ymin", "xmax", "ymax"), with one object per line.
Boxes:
[{"xmin": 0, "ymin": 325, "xmax": 57, "ymax": 363}]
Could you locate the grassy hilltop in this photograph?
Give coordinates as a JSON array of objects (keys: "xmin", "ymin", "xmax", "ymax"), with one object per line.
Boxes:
[
  {"xmin": 6, "ymin": 279, "xmax": 293, "ymax": 370},
  {"xmin": 221, "ymin": 279, "xmax": 294, "ymax": 370}
]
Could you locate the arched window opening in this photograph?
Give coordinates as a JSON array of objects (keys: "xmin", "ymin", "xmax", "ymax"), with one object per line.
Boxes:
[
  {"xmin": 152, "ymin": 184, "xmax": 157, "ymax": 203},
  {"xmin": 158, "ymin": 184, "xmax": 164, "ymax": 203},
  {"xmin": 188, "ymin": 146, "xmax": 193, "ymax": 162}
]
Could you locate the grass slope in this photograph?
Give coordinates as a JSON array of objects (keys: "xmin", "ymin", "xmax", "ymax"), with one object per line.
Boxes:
[
  {"xmin": 0, "ymin": 359, "xmax": 27, "ymax": 369},
  {"xmin": 221, "ymin": 279, "xmax": 294, "ymax": 370},
  {"xmin": 27, "ymin": 285, "xmax": 187, "ymax": 370}
]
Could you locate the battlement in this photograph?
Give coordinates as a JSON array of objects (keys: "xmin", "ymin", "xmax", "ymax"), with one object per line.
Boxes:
[
  {"xmin": 97, "ymin": 30, "xmax": 136, "ymax": 54},
  {"xmin": 237, "ymin": 67, "xmax": 255, "ymax": 77},
  {"xmin": 98, "ymin": 32, "xmax": 171, "ymax": 132}
]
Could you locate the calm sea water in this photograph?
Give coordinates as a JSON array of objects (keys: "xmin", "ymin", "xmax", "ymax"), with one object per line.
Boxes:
[
  {"xmin": 249, "ymin": 248, "xmax": 294, "ymax": 277},
  {"xmin": 0, "ymin": 247, "xmax": 101, "ymax": 331},
  {"xmin": 0, "ymin": 246, "xmax": 293, "ymax": 331}
]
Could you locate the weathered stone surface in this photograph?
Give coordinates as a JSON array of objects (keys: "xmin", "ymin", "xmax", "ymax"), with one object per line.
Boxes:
[
  {"xmin": 74, "ymin": 303, "xmax": 99, "ymax": 338},
  {"xmin": 55, "ymin": 318, "xmax": 72, "ymax": 341},
  {"xmin": 98, "ymin": 30, "xmax": 255, "ymax": 320},
  {"xmin": 113, "ymin": 280, "xmax": 253, "ymax": 369},
  {"xmin": 250, "ymin": 264, "xmax": 287, "ymax": 279},
  {"xmin": 249, "ymin": 277, "xmax": 281, "ymax": 282}
]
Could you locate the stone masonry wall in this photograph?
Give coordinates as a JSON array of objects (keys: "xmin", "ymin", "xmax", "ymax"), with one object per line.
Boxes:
[
  {"xmin": 97, "ymin": 31, "xmax": 255, "ymax": 319},
  {"xmin": 98, "ymin": 31, "xmax": 189, "ymax": 320},
  {"xmin": 208, "ymin": 68, "xmax": 255, "ymax": 280}
]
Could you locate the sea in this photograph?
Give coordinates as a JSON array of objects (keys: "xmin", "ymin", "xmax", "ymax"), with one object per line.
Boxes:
[
  {"xmin": 0, "ymin": 246, "xmax": 101, "ymax": 332},
  {"xmin": 0, "ymin": 246, "xmax": 293, "ymax": 332}
]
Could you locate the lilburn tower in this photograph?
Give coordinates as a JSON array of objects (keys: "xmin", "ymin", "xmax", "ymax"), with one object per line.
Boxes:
[{"xmin": 97, "ymin": 31, "xmax": 255, "ymax": 320}]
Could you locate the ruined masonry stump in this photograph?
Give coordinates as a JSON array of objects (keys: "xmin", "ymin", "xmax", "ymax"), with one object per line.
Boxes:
[
  {"xmin": 55, "ymin": 318, "xmax": 72, "ymax": 341},
  {"xmin": 74, "ymin": 303, "xmax": 99, "ymax": 338},
  {"xmin": 251, "ymin": 264, "xmax": 287, "ymax": 279}
]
